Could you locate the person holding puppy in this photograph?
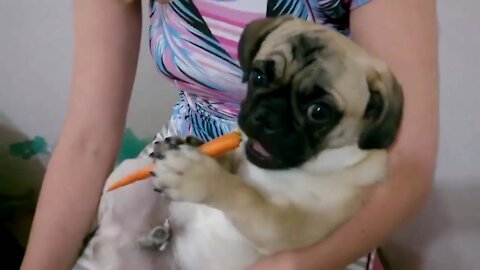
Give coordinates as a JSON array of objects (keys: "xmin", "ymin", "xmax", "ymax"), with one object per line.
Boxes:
[{"xmin": 21, "ymin": 0, "xmax": 438, "ymax": 270}]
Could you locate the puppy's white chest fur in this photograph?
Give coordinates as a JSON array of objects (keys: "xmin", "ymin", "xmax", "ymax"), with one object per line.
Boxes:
[
  {"xmin": 168, "ymin": 203, "xmax": 260, "ymax": 270},
  {"xmin": 169, "ymin": 146, "xmax": 387, "ymax": 270}
]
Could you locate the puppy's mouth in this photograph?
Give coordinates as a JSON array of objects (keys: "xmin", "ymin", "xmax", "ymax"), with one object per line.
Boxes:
[
  {"xmin": 245, "ymin": 139, "xmax": 279, "ymax": 169},
  {"xmin": 247, "ymin": 140, "xmax": 271, "ymax": 158}
]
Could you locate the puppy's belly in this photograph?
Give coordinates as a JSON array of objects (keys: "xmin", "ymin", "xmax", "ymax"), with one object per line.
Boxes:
[{"xmin": 169, "ymin": 202, "xmax": 261, "ymax": 270}]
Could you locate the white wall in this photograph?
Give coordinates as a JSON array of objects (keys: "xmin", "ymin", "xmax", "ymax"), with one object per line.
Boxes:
[{"xmin": 0, "ymin": 1, "xmax": 478, "ymax": 269}]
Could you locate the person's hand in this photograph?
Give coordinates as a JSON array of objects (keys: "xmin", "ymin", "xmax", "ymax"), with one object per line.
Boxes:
[{"xmin": 247, "ymin": 252, "xmax": 301, "ymax": 270}]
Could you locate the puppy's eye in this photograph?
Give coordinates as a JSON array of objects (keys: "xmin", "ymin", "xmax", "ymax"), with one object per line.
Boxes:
[
  {"xmin": 307, "ymin": 103, "xmax": 332, "ymax": 123},
  {"xmin": 249, "ymin": 69, "xmax": 269, "ymax": 87}
]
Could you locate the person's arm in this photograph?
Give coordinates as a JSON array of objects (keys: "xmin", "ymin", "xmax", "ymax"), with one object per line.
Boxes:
[
  {"xmin": 249, "ymin": 0, "xmax": 439, "ymax": 269},
  {"xmin": 21, "ymin": 1, "xmax": 142, "ymax": 269}
]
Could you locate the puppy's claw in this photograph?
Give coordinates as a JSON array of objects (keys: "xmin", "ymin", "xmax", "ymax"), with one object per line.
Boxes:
[
  {"xmin": 185, "ymin": 136, "xmax": 205, "ymax": 147},
  {"xmin": 149, "ymin": 135, "xmax": 204, "ymax": 161}
]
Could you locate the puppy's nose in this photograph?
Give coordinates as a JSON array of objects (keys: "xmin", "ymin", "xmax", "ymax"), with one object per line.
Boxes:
[{"xmin": 251, "ymin": 107, "xmax": 276, "ymax": 134}]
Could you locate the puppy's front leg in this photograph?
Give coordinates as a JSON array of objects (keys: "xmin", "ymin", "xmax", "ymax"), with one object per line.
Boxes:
[
  {"xmin": 206, "ymin": 179, "xmax": 319, "ymax": 254},
  {"xmin": 150, "ymin": 145, "xmax": 317, "ymax": 254}
]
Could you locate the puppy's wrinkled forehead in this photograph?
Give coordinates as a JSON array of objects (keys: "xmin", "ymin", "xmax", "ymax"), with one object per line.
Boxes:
[
  {"xmin": 252, "ymin": 20, "xmax": 346, "ymax": 84},
  {"xmin": 249, "ymin": 19, "xmax": 371, "ymax": 115}
]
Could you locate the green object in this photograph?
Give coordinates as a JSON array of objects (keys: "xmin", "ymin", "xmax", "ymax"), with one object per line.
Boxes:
[
  {"xmin": 9, "ymin": 136, "xmax": 50, "ymax": 160},
  {"xmin": 116, "ymin": 128, "xmax": 151, "ymax": 164},
  {"xmin": 7, "ymin": 129, "xmax": 150, "ymax": 164}
]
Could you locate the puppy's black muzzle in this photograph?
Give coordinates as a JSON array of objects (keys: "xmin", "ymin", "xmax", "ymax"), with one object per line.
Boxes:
[
  {"xmin": 239, "ymin": 98, "xmax": 289, "ymax": 139},
  {"xmin": 249, "ymin": 105, "xmax": 278, "ymax": 135}
]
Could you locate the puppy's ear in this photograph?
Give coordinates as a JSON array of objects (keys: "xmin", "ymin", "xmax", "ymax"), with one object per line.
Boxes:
[
  {"xmin": 359, "ymin": 61, "xmax": 404, "ymax": 150},
  {"xmin": 238, "ymin": 16, "xmax": 293, "ymax": 82}
]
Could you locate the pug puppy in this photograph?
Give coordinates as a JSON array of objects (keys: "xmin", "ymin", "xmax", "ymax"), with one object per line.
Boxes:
[{"xmin": 141, "ymin": 15, "xmax": 404, "ymax": 270}]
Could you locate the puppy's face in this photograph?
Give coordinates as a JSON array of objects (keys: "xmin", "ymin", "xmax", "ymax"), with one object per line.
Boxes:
[{"xmin": 237, "ymin": 16, "xmax": 403, "ymax": 170}]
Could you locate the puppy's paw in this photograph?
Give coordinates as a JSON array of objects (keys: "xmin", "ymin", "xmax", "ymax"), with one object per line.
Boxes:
[
  {"xmin": 149, "ymin": 135, "xmax": 204, "ymax": 160},
  {"xmin": 150, "ymin": 144, "xmax": 224, "ymax": 203}
]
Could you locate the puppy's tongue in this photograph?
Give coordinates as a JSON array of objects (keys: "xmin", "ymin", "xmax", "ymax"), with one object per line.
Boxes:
[{"xmin": 251, "ymin": 141, "xmax": 271, "ymax": 158}]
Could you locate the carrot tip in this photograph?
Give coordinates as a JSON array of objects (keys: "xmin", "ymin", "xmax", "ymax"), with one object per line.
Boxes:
[{"xmin": 106, "ymin": 164, "xmax": 156, "ymax": 192}]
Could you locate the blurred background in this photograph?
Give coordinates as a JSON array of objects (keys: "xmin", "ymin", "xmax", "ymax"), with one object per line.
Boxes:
[{"xmin": 0, "ymin": 1, "xmax": 478, "ymax": 269}]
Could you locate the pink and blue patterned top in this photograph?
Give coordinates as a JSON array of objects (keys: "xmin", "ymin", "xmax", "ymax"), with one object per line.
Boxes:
[{"xmin": 149, "ymin": 0, "xmax": 370, "ymax": 141}]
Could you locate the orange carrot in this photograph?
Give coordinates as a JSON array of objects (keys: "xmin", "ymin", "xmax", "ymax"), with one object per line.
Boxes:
[
  {"xmin": 198, "ymin": 130, "xmax": 242, "ymax": 157},
  {"xmin": 106, "ymin": 164, "xmax": 156, "ymax": 192},
  {"xmin": 107, "ymin": 130, "xmax": 242, "ymax": 192}
]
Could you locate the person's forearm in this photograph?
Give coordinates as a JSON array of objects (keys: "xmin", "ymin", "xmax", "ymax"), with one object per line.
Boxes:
[
  {"xmin": 21, "ymin": 1, "xmax": 143, "ymax": 269},
  {"xmin": 21, "ymin": 137, "xmax": 122, "ymax": 269}
]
